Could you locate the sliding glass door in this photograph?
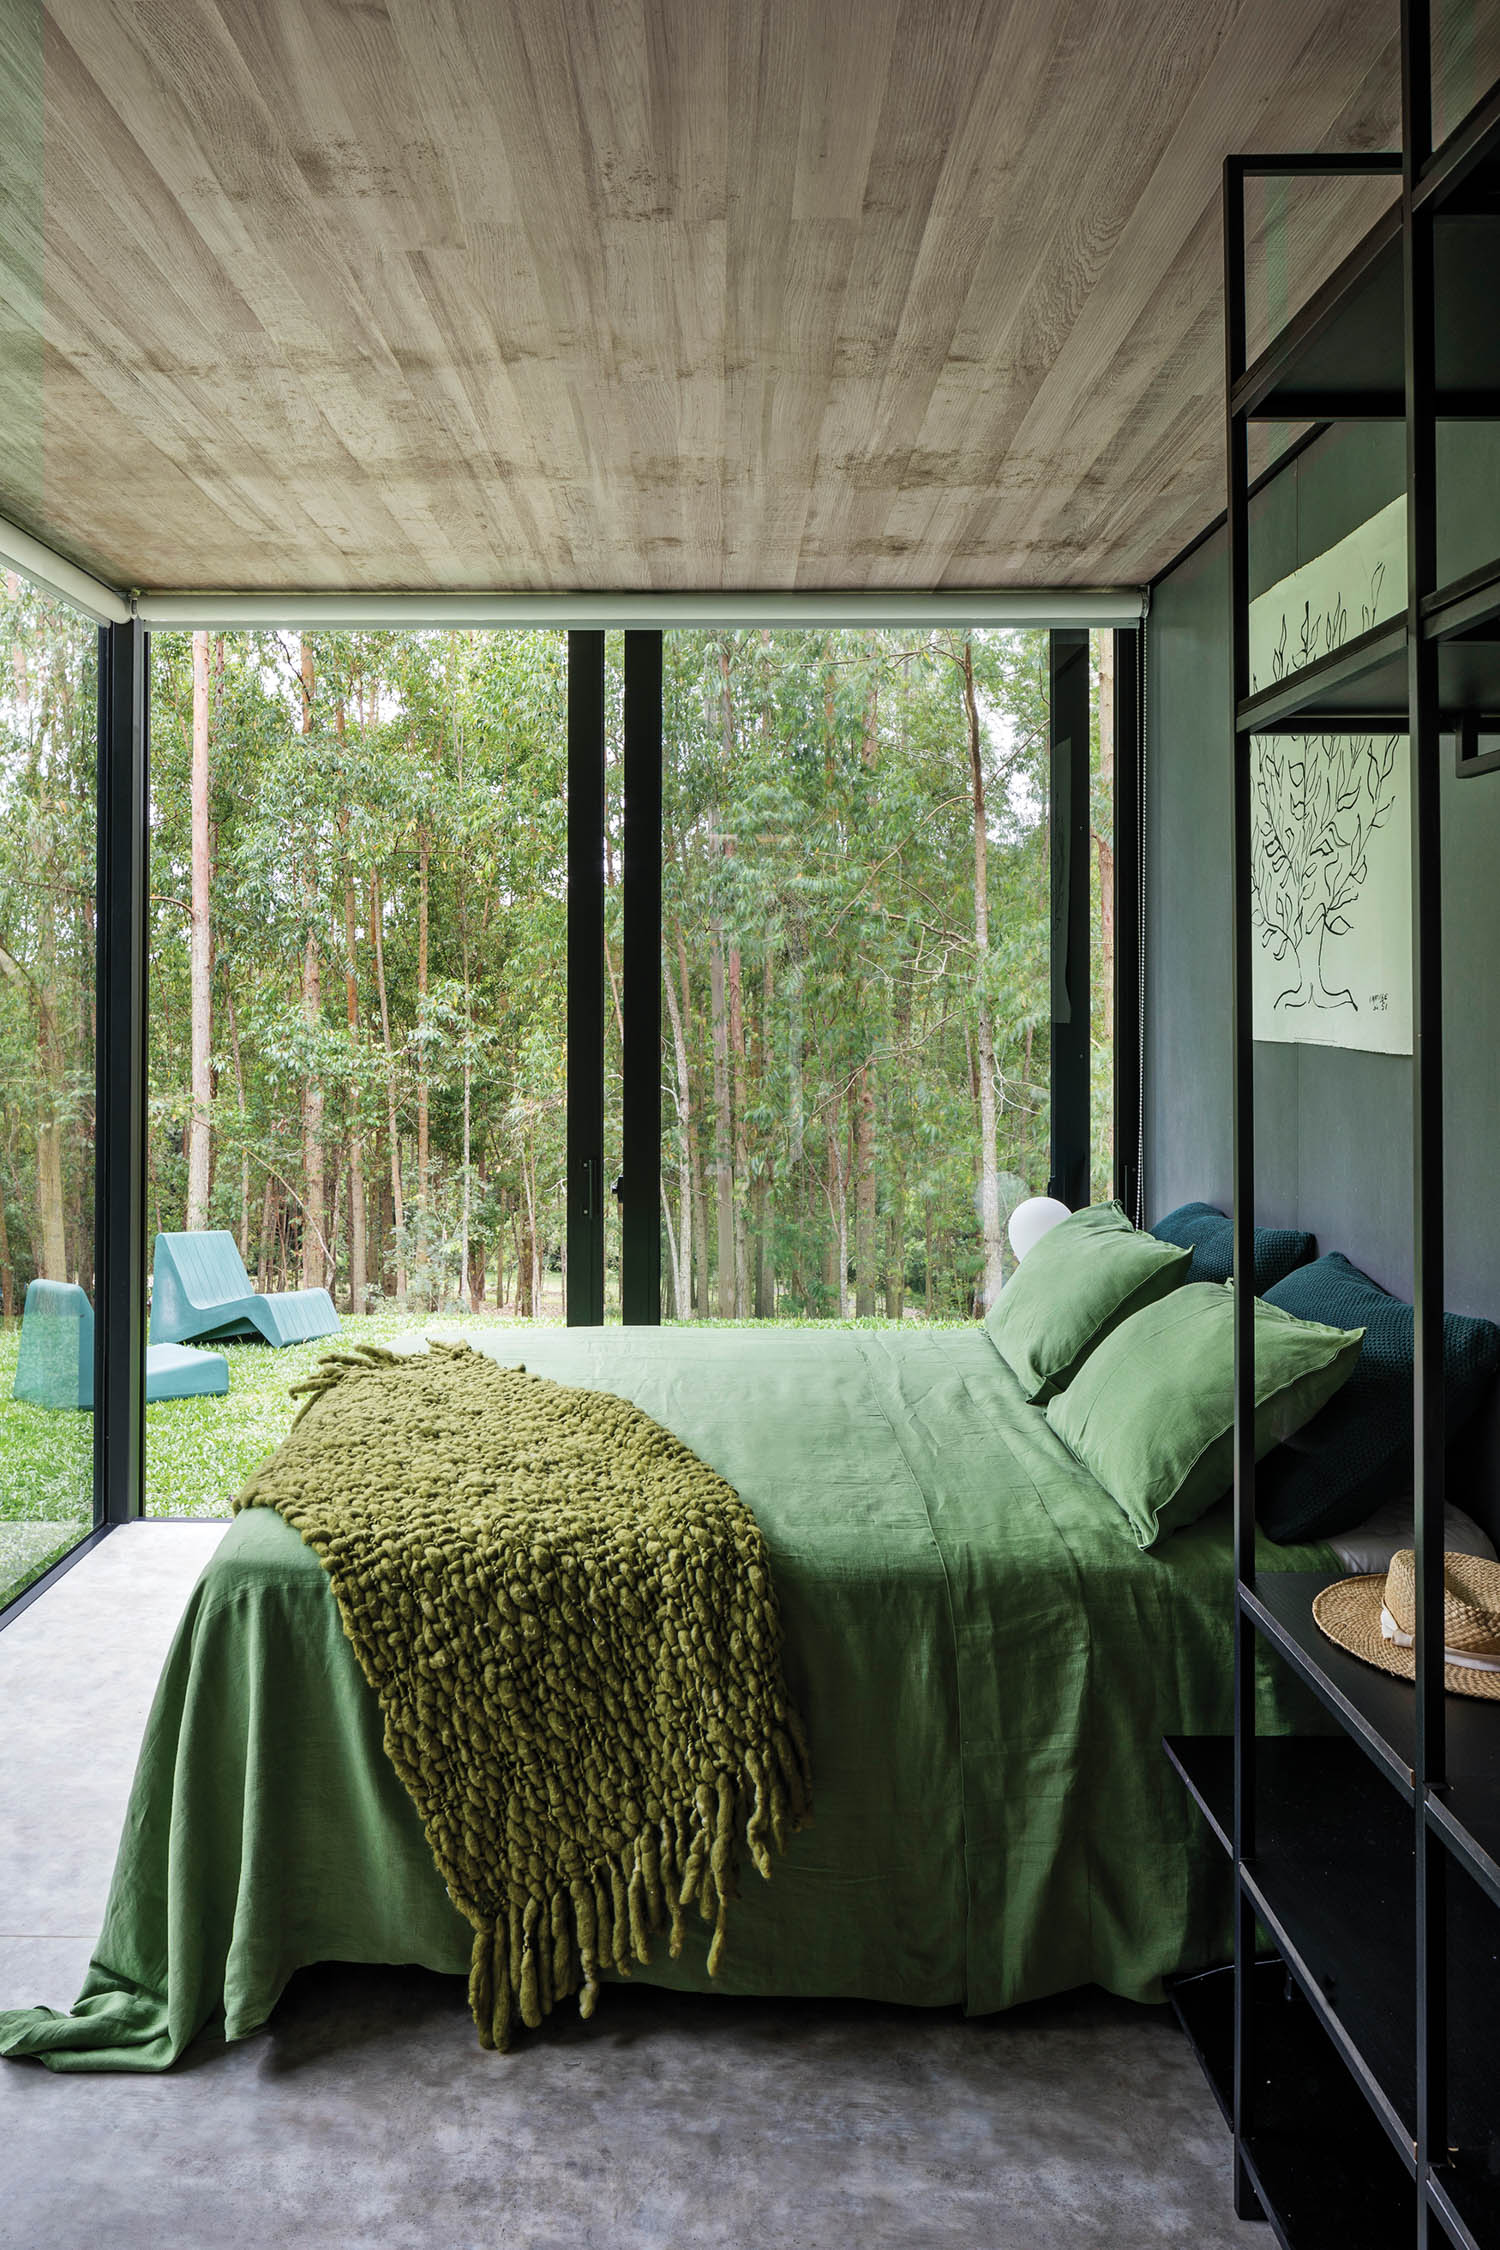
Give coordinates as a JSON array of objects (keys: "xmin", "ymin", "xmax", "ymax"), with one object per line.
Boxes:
[
  {"xmin": 0, "ymin": 569, "xmax": 100, "ymax": 1607},
  {"xmin": 642, "ymin": 625, "xmax": 1113, "ymax": 1325}
]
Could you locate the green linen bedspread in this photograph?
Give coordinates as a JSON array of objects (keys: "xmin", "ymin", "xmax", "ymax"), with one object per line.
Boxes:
[{"xmin": 0, "ymin": 1327, "xmax": 1335, "ymax": 2072}]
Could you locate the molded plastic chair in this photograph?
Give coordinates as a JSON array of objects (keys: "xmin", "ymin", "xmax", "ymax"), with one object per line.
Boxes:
[
  {"xmin": 149, "ymin": 1230, "xmax": 339, "ymax": 1349},
  {"xmin": 12, "ymin": 1279, "xmax": 230, "ymax": 1408}
]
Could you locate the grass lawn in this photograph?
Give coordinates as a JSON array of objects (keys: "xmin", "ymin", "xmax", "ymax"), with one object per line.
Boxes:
[{"xmin": 0, "ymin": 1305, "xmax": 969, "ymax": 1608}]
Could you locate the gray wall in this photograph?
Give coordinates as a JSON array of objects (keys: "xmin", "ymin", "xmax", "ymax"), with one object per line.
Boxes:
[{"xmin": 1143, "ymin": 420, "xmax": 1500, "ymax": 1329}]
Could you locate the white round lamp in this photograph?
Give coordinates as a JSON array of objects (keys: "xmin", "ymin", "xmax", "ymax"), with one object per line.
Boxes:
[{"xmin": 1007, "ymin": 1195, "xmax": 1072, "ymax": 1264}]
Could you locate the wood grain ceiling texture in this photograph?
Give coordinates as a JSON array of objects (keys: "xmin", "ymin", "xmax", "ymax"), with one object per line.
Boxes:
[{"xmin": 0, "ymin": 0, "xmax": 1400, "ymax": 596}]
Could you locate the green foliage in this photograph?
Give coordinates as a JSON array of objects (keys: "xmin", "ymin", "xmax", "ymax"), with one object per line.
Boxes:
[{"xmin": 0, "ymin": 591, "xmax": 1117, "ymax": 1552}]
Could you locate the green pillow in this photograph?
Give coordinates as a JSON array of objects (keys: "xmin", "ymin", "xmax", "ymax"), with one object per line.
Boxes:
[
  {"xmin": 984, "ymin": 1200, "xmax": 1191, "ymax": 1403},
  {"xmin": 1046, "ymin": 1281, "xmax": 1364, "ymax": 1548}
]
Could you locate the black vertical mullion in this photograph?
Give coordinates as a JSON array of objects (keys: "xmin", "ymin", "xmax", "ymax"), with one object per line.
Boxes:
[
  {"xmin": 1403, "ymin": 0, "xmax": 1447, "ymax": 2227},
  {"xmin": 566, "ymin": 632, "xmax": 606, "ymax": 1326},
  {"xmin": 1223, "ymin": 154, "xmax": 1262, "ymax": 2227},
  {"xmin": 620, "ymin": 630, "xmax": 663, "ymax": 1325},
  {"xmin": 95, "ymin": 618, "xmax": 148, "ymax": 1524},
  {"xmin": 1048, "ymin": 628, "xmax": 1091, "ymax": 1209},
  {"xmin": 1112, "ymin": 627, "xmax": 1143, "ymax": 1222}
]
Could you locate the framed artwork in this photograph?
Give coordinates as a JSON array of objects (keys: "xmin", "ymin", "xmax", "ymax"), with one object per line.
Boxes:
[{"xmin": 1246, "ymin": 500, "xmax": 1413, "ymax": 1056}]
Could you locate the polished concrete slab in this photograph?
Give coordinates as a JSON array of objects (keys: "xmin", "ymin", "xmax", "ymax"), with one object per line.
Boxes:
[{"xmin": 0, "ymin": 1526, "xmax": 1248, "ymax": 2250}]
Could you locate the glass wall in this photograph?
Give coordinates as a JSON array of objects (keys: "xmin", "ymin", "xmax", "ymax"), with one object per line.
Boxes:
[
  {"xmin": 131, "ymin": 617, "xmax": 1126, "ymax": 1514},
  {"xmin": 0, "ymin": 570, "xmax": 99, "ymax": 1608},
  {"xmin": 144, "ymin": 627, "xmax": 570, "ymax": 1516},
  {"xmin": 656, "ymin": 627, "xmax": 1060, "ymax": 1324}
]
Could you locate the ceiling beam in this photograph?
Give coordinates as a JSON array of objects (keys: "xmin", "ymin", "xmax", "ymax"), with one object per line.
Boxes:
[{"xmin": 134, "ymin": 588, "xmax": 1145, "ymax": 630}]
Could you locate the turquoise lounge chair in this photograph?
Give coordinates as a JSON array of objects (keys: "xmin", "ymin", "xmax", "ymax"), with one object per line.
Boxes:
[
  {"xmin": 150, "ymin": 1230, "xmax": 339, "ymax": 1349},
  {"xmin": 12, "ymin": 1280, "xmax": 230, "ymax": 1409}
]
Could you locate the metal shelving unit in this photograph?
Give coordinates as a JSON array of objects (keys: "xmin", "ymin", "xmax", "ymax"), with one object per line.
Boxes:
[{"xmin": 1165, "ymin": 6, "xmax": 1500, "ymax": 2242}]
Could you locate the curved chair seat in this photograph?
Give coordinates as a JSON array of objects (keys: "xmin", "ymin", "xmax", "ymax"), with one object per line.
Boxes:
[
  {"xmin": 150, "ymin": 1231, "xmax": 339, "ymax": 1349},
  {"xmin": 13, "ymin": 1280, "xmax": 230, "ymax": 1408}
]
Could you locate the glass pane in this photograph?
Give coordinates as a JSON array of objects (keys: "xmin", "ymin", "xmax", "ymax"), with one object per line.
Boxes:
[
  {"xmin": 0, "ymin": 571, "xmax": 98, "ymax": 1606},
  {"xmin": 659, "ymin": 627, "xmax": 1052, "ymax": 1325},
  {"xmin": 144, "ymin": 628, "xmax": 569, "ymax": 1519}
]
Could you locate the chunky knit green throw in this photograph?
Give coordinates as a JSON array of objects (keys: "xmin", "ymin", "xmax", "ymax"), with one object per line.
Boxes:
[{"xmin": 233, "ymin": 1342, "xmax": 811, "ymax": 2051}]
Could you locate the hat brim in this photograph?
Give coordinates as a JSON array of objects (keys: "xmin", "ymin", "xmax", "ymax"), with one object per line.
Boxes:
[{"xmin": 1312, "ymin": 1574, "xmax": 1500, "ymax": 1701}]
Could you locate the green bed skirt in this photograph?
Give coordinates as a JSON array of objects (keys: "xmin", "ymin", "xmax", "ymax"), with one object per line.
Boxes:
[{"xmin": 0, "ymin": 1327, "xmax": 1335, "ymax": 2071}]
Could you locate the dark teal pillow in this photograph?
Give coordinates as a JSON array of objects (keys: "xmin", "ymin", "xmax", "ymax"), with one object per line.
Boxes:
[
  {"xmin": 1150, "ymin": 1201, "xmax": 1316, "ymax": 1293},
  {"xmin": 1257, "ymin": 1252, "xmax": 1500, "ymax": 1543}
]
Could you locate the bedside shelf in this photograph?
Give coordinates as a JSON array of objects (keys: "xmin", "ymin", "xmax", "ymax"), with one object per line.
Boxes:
[
  {"xmin": 1234, "ymin": 210, "xmax": 1500, "ymax": 423},
  {"xmin": 1241, "ymin": 1577, "xmax": 1416, "ymax": 1799},
  {"xmin": 1169, "ymin": 1960, "xmax": 1416, "ymax": 2249},
  {"xmin": 1239, "ymin": 629, "xmax": 1500, "ymax": 735},
  {"xmin": 1167, "ymin": 1734, "xmax": 1418, "ymax": 2163},
  {"xmin": 1431, "ymin": 1784, "xmax": 1500, "ymax": 1919}
]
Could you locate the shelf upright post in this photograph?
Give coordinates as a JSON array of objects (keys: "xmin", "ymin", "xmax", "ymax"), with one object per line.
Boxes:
[
  {"xmin": 1402, "ymin": 0, "xmax": 1448, "ymax": 2231},
  {"xmin": 1222, "ymin": 153, "xmax": 1261, "ymax": 2227}
]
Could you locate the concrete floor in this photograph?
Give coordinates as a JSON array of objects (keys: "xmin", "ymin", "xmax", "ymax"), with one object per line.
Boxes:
[{"xmin": 0, "ymin": 1525, "xmax": 1252, "ymax": 2250}]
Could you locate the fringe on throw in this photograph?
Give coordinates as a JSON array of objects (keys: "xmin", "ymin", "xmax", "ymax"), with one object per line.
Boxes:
[{"xmin": 465, "ymin": 1715, "xmax": 812, "ymax": 2052}]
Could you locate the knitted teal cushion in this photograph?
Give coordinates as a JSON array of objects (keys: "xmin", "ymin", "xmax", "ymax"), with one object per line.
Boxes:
[
  {"xmin": 1258, "ymin": 1252, "xmax": 1500, "ymax": 1543},
  {"xmin": 1150, "ymin": 1201, "xmax": 1316, "ymax": 1294}
]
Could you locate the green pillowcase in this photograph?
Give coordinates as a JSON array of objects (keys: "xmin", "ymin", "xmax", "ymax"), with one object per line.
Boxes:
[
  {"xmin": 1046, "ymin": 1281, "xmax": 1364, "ymax": 1548},
  {"xmin": 984, "ymin": 1200, "xmax": 1191, "ymax": 1403}
]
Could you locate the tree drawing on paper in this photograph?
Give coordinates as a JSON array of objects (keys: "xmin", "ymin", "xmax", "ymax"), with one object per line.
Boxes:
[
  {"xmin": 1251, "ymin": 732, "xmax": 1399, "ymax": 1013},
  {"xmin": 1264, "ymin": 557, "xmax": 1386, "ymax": 689}
]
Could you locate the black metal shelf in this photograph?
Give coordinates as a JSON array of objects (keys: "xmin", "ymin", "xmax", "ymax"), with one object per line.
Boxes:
[
  {"xmin": 1424, "ymin": 556, "xmax": 1500, "ymax": 643},
  {"xmin": 1430, "ymin": 2167, "xmax": 1496, "ymax": 2250},
  {"xmin": 1234, "ymin": 210, "xmax": 1500, "ymax": 423},
  {"xmin": 1431, "ymin": 1782, "xmax": 1500, "ymax": 1921},
  {"xmin": 1239, "ymin": 627, "xmax": 1500, "ymax": 736},
  {"xmin": 1173, "ymin": 18, "xmax": 1500, "ymax": 2235},
  {"xmin": 1416, "ymin": 81, "xmax": 1500, "ymax": 216},
  {"xmin": 1242, "ymin": 1577, "xmax": 1416, "ymax": 1798},
  {"xmin": 1167, "ymin": 1733, "xmax": 1419, "ymax": 2165},
  {"xmin": 1170, "ymin": 1960, "xmax": 1417, "ymax": 2248},
  {"xmin": 1240, "ymin": 1577, "xmax": 1500, "ymax": 1919},
  {"xmin": 1239, "ymin": 620, "xmax": 1407, "ymax": 733}
]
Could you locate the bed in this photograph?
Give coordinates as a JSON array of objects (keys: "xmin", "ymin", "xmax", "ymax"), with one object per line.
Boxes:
[{"xmin": 0, "ymin": 1323, "xmax": 1341, "ymax": 2073}]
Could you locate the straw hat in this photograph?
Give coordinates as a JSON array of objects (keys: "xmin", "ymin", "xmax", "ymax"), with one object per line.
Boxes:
[{"xmin": 1313, "ymin": 1548, "xmax": 1500, "ymax": 1700}]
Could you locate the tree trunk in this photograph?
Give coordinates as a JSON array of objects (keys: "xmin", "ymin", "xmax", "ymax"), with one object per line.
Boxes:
[
  {"xmin": 417, "ymin": 821, "xmax": 430, "ymax": 1218},
  {"xmin": 852, "ymin": 1061, "xmax": 876, "ymax": 1318},
  {"xmin": 340, "ymin": 806, "xmax": 367, "ymax": 1318},
  {"xmin": 728, "ymin": 930, "xmax": 749, "ymax": 1316},
  {"xmin": 662, "ymin": 940, "xmax": 694, "ymax": 1321},
  {"xmin": 1095, "ymin": 631, "xmax": 1116, "ymax": 1006},
  {"xmin": 708, "ymin": 921, "xmax": 735, "ymax": 1316},
  {"xmin": 185, "ymin": 630, "xmax": 213, "ymax": 1231},
  {"xmin": 298, "ymin": 639, "xmax": 326, "ymax": 1292},
  {"xmin": 0, "ymin": 1158, "xmax": 12, "ymax": 1318},
  {"xmin": 371, "ymin": 871, "xmax": 407, "ymax": 1308},
  {"xmin": 963, "ymin": 637, "xmax": 1005, "ymax": 1311},
  {"xmin": 256, "ymin": 1175, "xmax": 276, "ymax": 1291},
  {"xmin": 678, "ymin": 925, "xmax": 710, "ymax": 1319},
  {"xmin": 224, "ymin": 978, "xmax": 251, "ymax": 1261}
]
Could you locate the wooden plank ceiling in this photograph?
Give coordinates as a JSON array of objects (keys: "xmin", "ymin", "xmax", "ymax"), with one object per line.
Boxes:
[{"xmin": 0, "ymin": 0, "xmax": 1402, "ymax": 596}]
